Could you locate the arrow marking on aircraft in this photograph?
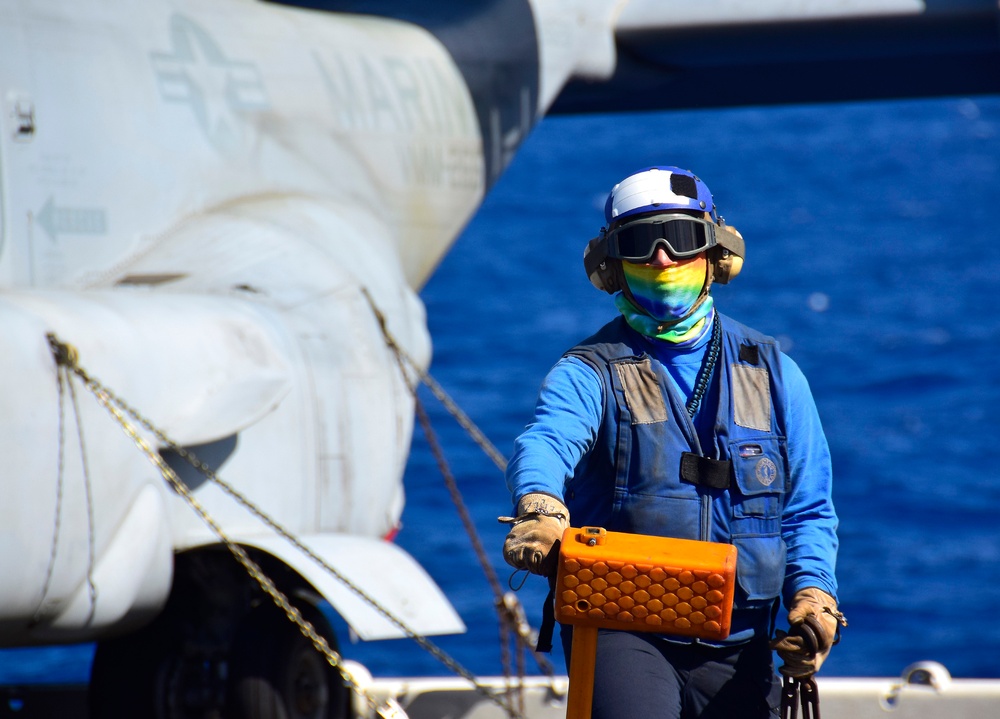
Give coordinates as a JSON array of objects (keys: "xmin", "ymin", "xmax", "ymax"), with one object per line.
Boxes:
[{"xmin": 36, "ymin": 197, "xmax": 107, "ymax": 241}]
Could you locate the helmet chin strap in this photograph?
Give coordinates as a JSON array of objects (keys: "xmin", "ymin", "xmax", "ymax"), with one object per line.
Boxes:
[{"xmin": 619, "ymin": 257, "xmax": 715, "ymax": 331}]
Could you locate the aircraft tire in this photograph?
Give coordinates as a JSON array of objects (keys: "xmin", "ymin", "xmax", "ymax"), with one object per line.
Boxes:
[
  {"xmin": 88, "ymin": 615, "xmax": 183, "ymax": 719},
  {"xmin": 227, "ymin": 603, "xmax": 350, "ymax": 719}
]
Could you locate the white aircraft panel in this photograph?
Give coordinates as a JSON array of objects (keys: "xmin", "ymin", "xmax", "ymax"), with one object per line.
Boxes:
[{"xmin": 240, "ymin": 533, "xmax": 466, "ymax": 641}]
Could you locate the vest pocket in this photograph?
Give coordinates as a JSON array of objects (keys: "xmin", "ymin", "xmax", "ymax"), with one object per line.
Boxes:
[
  {"xmin": 734, "ymin": 535, "xmax": 787, "ymax": 601},
  {"xmin": 729, "ymin": 437, "xmax": 788, "ymax": 602},
  {"xmin": 729, "ymin": 436, "xmax": 787, "ymax": 522},
  {"xmin": 613, "ymin": 358, "xmax": 668, "ymax": 425}
]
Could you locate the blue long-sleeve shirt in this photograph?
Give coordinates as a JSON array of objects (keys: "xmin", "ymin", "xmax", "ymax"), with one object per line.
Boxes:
[{"xmin": 505, "ymin": 323, "xmax": 839, "ymax": 606}]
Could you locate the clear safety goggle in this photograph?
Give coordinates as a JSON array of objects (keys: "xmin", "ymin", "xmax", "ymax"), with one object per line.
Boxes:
[{"xmin": 605, "ymin": 214, "xmax": 718, "ymax": 261}]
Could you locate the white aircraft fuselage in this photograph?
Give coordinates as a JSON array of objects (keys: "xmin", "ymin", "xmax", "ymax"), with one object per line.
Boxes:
[{"xmin": 0, "ymin": 0, "xmax": 494, "ymax": 645}]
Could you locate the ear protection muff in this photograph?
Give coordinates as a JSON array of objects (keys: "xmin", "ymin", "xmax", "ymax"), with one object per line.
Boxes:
[
  {"xmin": 583, "ymin": 230, "xmax": 623, "ymax": 294},
  {"xmin": 584, "ymin": 219, "xmax": 745, "ymax": 292},
  {"xmin": 710, "ymin": 221, "xmax": 745, "ymax": 285}
]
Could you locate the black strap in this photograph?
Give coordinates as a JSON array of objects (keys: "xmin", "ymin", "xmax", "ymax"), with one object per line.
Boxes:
[
  {"xmin": 680, "ymin": 451, "xmax": 732, "ymax": 489},
  {"xmin": 535, "ymin": 572, "xmax": 557, "ymax": 653},
  {"xmin": 768, "ymin": 596, "xmax": 781, "ymax": 640}
]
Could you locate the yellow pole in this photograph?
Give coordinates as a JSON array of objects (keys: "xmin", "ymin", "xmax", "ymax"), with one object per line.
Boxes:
[{"xmin": 566, "ymin": 625, "xmax": 599, "ymax": 719}]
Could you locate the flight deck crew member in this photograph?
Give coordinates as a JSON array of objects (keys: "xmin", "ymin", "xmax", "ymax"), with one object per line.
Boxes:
[{"xmin": 501, "ymin": 166, "xmax": 844, "ymax": 719}]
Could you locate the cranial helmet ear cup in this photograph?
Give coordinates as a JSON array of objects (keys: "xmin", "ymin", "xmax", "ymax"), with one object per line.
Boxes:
[
  {"xmin": 711, "ymin": 223, "xmax": 745, "ymax": 285},
  {"xmin": 584, "ymin": 233, "xmax": 622, "ymax": 294},
  {"xmin": 711, "ymin": 249, "xmax": 744, "ymax": 284}
]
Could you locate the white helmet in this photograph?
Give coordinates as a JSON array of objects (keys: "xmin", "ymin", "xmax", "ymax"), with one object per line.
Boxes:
[{"xmin": 605, "ymin": 166, "xmax": 716, "ymax": 224}]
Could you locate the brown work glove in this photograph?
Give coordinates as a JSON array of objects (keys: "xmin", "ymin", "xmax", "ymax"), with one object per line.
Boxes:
[
  {"xmin": 499, "ymin": 493, "xmax": 570, "ymax": 576},
  {"xmin": 770, "ymin": 587, "xmax": 847, "ymax": 677}
]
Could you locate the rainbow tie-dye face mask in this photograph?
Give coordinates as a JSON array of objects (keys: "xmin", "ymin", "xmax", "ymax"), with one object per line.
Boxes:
[{"xmin": 615, "ymin": 255, "xmax": 714, "ymax": 344}]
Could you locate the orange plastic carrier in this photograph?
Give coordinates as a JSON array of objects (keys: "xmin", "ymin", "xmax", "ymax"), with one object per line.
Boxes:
[{"xmin": 555, "ymin": 526, "xmax": 738, "ymax": 641}]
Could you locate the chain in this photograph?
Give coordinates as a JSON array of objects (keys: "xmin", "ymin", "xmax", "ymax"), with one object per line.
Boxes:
[
  {"xmin": 412, "ymin": 396, "xmax": 522, "ymax": 716},
  {"xmin": 34, "ymin": 364, "xmax": 69, "ymax": 624},
  {"xmin": 360, "ymin": 289, "xmax": 508, "ymax": 473},
  {"xmin": 360, "ymin": 290, "xmax": 558, "ymax": 705},
  {"xmin": 65, "ymin": 368, "xmax": 100, "ymax": 623},
  {"xmin": 51, "ymin": 355, "xmax": 386, "ymax": 716},
  {"xmin": 45, "ymin": 334, "xmax": 526, "ymax": 719}
]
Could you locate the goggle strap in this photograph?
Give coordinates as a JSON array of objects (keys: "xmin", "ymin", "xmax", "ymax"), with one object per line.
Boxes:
[{"xmin": 715, "ymin": 224, "xmax": 744, "ymax": 258}]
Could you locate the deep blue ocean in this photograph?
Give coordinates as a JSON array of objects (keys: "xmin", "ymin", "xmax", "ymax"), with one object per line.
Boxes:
[{"xmin": 2, "ymin": 96, "xmax": 999, "ymax": 686}]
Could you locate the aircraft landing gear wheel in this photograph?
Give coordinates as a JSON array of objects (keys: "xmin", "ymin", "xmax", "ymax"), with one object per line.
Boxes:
[
  {"xmin": 228, "ymin": 604, "xmax": 349, "ymax": 719},
  {"xmin": 89, "ymin": 617, "xmax": 186, "ymax": 719}
]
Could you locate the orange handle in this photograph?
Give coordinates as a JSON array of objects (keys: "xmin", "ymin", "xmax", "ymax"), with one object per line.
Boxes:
[{"xmin": 566, "ymin": 625, "xmax": 599, "ymax": 719}]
